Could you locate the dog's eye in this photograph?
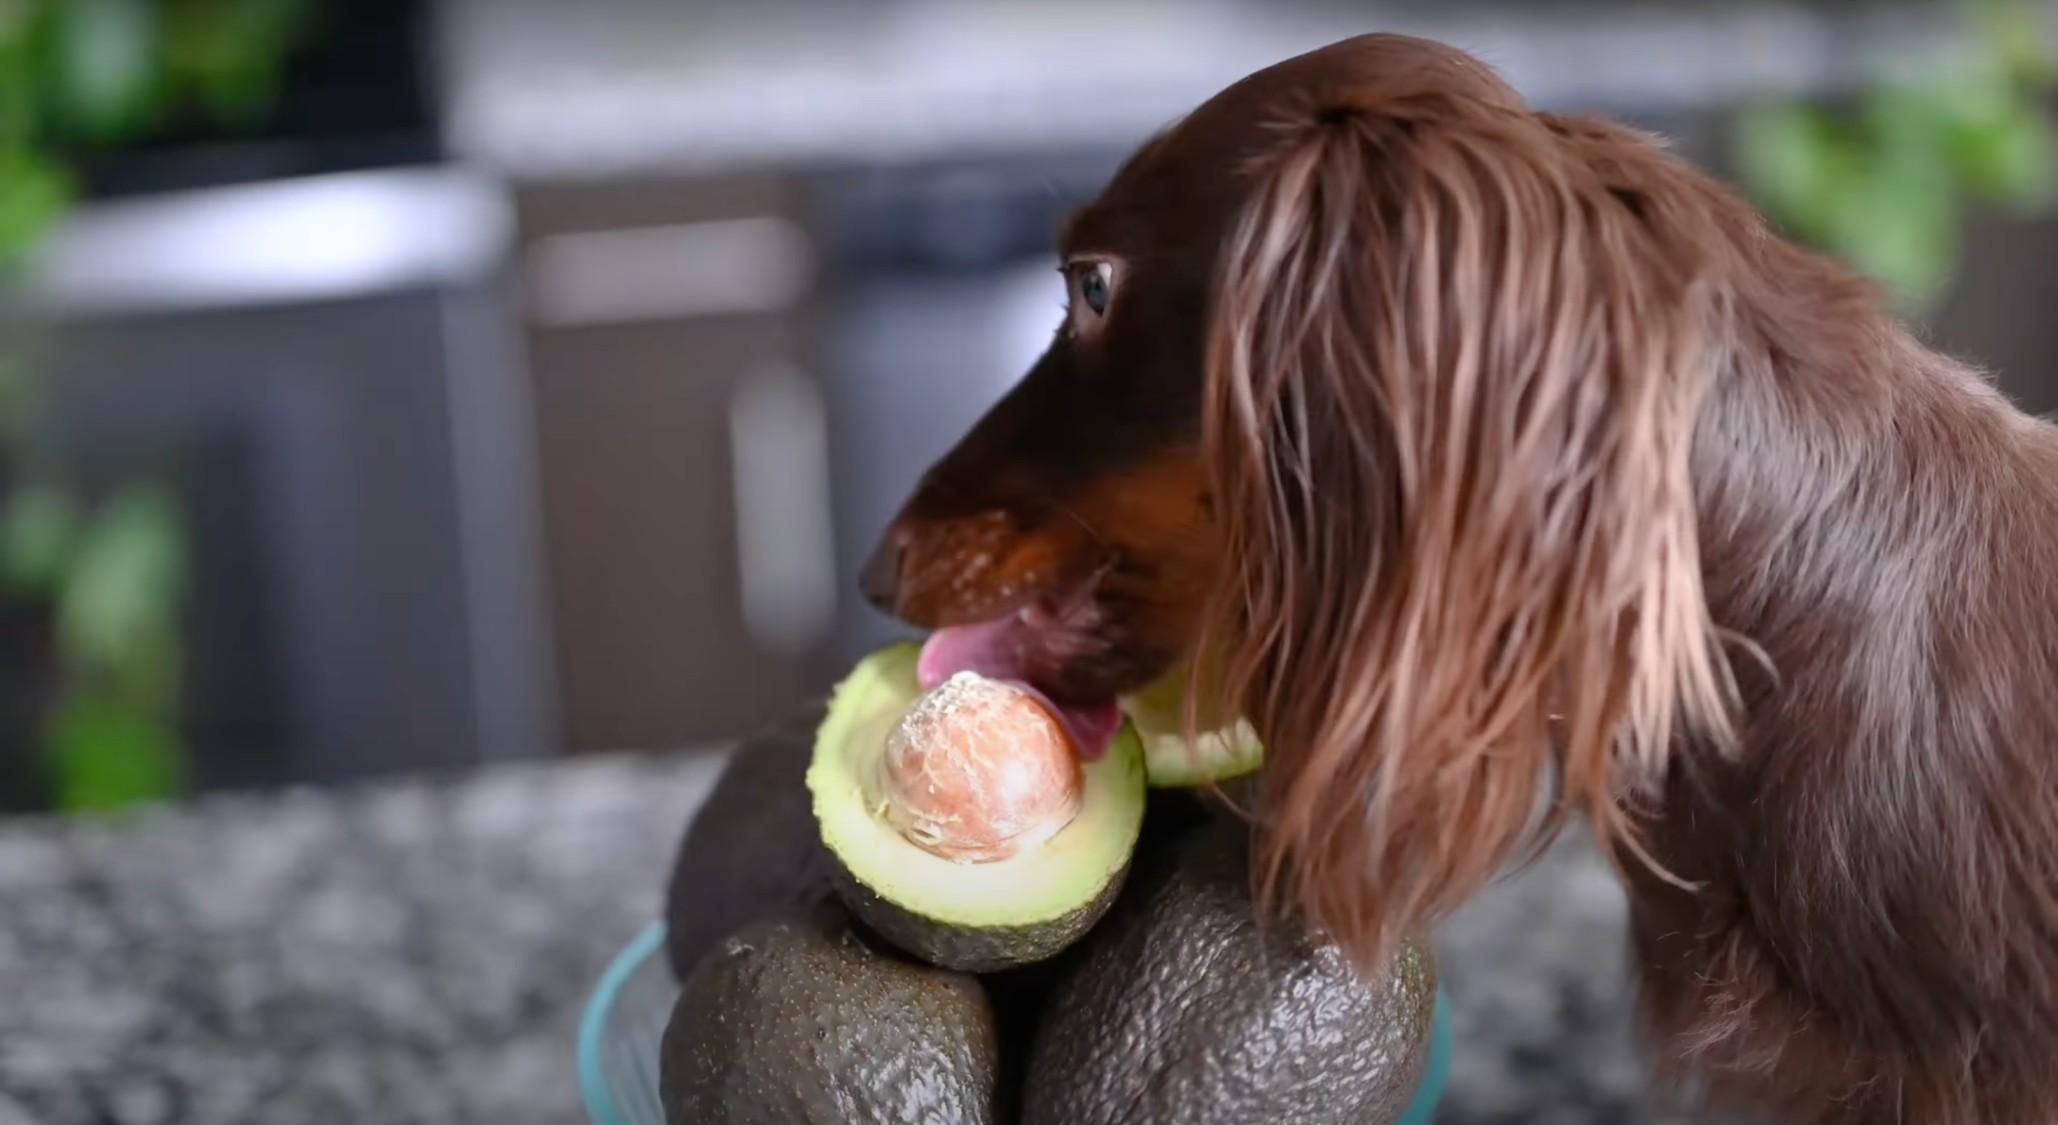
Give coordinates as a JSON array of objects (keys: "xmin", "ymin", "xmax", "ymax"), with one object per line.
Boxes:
[
  {"xmin": 1070, "ymin": 260, "xmax": 1113, "ymax": 317},
  {"xmin": 1079, "ymin": 262, "xmax": 1111, "ymax": 315}
]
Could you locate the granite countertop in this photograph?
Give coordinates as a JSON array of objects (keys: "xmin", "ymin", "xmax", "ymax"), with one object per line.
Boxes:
[{"xmin": 0, "ymin": 746, "xmax": 1755, "ymax": 1124}]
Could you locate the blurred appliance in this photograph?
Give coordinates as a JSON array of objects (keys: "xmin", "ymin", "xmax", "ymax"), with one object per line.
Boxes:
[
  {"xmin": 35, "ymin": 168, "xmax": 556, "ymax": 790},
  {"xmin": 24, "ymin": 0, "xmax": 558, "ymax": 790},
  {"xmin": 512, "ymin": 151, "xmax": 1123, "ymax": 751},
  {"xmin": 513, "ymin": 174, "xmax": 825, "ymax": 752}
]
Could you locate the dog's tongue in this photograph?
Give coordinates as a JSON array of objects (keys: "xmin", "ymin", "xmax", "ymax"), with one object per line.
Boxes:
[{"xmin": 918, "ymin": 621, "xmax": 1121, "ymax": 760}]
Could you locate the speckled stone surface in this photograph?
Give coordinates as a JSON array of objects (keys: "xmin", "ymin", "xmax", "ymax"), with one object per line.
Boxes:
[
  {"xmin": 0, "ymin": 746, "xmax": 1759, "ymax": 1124},
  {"xmin": 0, "ymin": 752, "xmax": 725, "ymax": 1125},
  {"xmin": 1431, "ymin": 837, "xmax": 1762, "ymax": 1125}
]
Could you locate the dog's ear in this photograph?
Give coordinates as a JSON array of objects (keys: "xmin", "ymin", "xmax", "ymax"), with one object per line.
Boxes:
[{"xmin": 1197, "ymin": 98, "xmax": 1737, "ymax": 970}]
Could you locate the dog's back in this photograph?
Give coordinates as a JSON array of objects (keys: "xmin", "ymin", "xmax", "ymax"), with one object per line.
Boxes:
[{"xmin": 1549, "ymin": 114, "xmax": 2058, "ymax": 1124}]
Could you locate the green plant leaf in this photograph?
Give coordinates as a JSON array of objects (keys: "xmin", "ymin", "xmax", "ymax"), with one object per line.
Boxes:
[
  {"xmin": 0, "ymin": 351, "xmax": 41, "ymax": 443},
  {"xmin": 0, "ymin": 482, "xmax": 78, "ymax": 595},
  {"xmin": 0, "ymin": 147, "xmax": 69, "ymax": 269},
  {"xmin": 1837, "ymin": 171, "xmax": 1961, "ymax": 314},
  {"xmin": 1974, "ymin": 0, "xmax": 2055, "ymax": 87},
  {"xmin": 1948, "ymin": 99, "xmax": 2058, "ymax": 208},
  {"xmin": 0, "ymin": 0, "xmax": 35, "ymax": 41},
  {"xmin": 0, "ymin": 0, "xmax": 46, "ymax": 149},
  {"xmin": 55, "ymin": 486, "xmax": 186, "ymax": 679},
  {"xmin": 43, "ymin": 689, "xmax": 182, "ymax": 811},
  {"xmin": 47, "ymin": 0, "xmax": 160, "ymax": 142},
  {"xmin": 161, "ymin": 0, "xmax": 306, "ymax": 127},
  {"xmin": 1863, "ymin": 82, "xmax": 1953, "ymax": 147},
  {"xmin": 1731, "ymin": 1, "xmax": 2058, "ymax": 317},
  {"xmin": 1733, "ymin": 102, "xmax": 1860, "ymax": 241}
]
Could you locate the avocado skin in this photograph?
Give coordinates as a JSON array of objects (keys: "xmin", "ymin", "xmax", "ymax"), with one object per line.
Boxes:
[
  {"xmin": 828, "ymin": 851, "xmax": 1128, "ymax": 973},
  {"xmin": 662, "ymin": 711, "xmax": 834, "ymax": 978},
  {"xmin": 660, "ymin": 902, "xmax": 1003, "ymax": 1125},
  {"xmin": 1023, "ymin": 822, "xmax": 1437, "ymax": 1125},
  {"xmin": 974, "ymin": 801, "xmax": 1186, "ymax": 1120},
  {"xmin": 831, "ymin": 785, "xmax": 1210, "ymax": 978},
  {"xmin": 1138, "ymin": 774, "xmax": 1261, "ymax": 843},
  {"xmin": 981, "ymin": 957, "xmax": 1066, "ymax": 1121}
]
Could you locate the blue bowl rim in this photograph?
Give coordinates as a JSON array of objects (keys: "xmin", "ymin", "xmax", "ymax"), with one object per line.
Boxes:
[
  {"xmin": 578, "ymin": 919, "xmax": 668, "ymax": 1125},
  {"xmin": 577, "ymin": 919, "xmax": 1451, "ymax": 1125}
]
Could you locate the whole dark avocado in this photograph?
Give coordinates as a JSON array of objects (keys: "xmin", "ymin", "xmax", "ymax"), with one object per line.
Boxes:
[
  {"xmin": 1023, "ymin": 822, "xmax": 1437, "ymax": 1125},
  {"xmin": 660, "ymin": 903, "xmax": 1003, "ymax": 1125},
  {"xmin": 662, "ymin": 710, "xmax": 833, "ymax": 978},
  {"xmin": 1136, "ymin": 773, "xmax": 1262, "ymax": 846}
]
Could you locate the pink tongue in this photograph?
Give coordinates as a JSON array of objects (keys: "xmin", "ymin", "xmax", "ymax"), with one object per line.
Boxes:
[{"xmin": 918, "ymin": 622, "xmax": 1121, "ymax": 760}]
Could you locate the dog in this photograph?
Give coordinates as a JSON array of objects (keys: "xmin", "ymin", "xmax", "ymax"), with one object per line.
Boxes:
[{"xmin": 859, "ymin": 34, "xmax": 2058, "ymax": 1123}]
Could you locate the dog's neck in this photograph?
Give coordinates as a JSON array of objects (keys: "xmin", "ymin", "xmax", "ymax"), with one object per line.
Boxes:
[
  {"xmin": 1693, "ymin": 241, "xmax": 2058, "ymax": 744},
  {"xmin": 1621, "ymin": 190, "xmax": 2058, "ymax": 1120}
]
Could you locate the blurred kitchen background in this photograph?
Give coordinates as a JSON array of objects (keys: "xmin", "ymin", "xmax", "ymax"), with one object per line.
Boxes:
[{"xmin": 1, "ymin": 0, "xmax": 2054, "ymax": 813}]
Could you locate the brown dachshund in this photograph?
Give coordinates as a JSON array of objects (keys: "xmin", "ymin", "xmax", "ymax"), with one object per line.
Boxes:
[{"xmin": 861, "ymin": 34, "xmax": 2058, "ymax": 1123}]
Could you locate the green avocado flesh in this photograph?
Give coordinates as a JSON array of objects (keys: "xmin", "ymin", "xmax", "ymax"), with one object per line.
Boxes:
[
  {"xmin": 808, "ymin": 642, "xmax": 1146, "ymax": 972},
  {"xmin": 659, "ymin": 904, "xmax": 1002, "ymax": 1125},
  {"xmin": 1119, "ymin": 666, "xmax": 1264, "ymax": 787},
  {"xmin": 1023, "ymin": 821, "xmax": 1438, "ymax": 1125}
]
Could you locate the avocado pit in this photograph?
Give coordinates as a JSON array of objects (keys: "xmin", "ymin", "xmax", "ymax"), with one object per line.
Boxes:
[{"xmin": 873, "ymin": 671, "xmax": 1084, "ymax": 863}]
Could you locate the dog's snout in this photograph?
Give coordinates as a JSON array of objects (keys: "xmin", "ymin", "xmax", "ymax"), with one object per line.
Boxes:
[{"xmin": 860, "ymin": 528, "xmax": 908, "ymax": 613}]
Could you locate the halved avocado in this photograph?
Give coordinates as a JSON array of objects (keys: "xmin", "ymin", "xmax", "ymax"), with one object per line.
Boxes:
[
  {"xmin": 808, "ymin": 642, "xmax": 1146, "ymax": 972},
  {"xmin": 1119, "ymin": 665, "xmax": 1264, "ymax": 788}
]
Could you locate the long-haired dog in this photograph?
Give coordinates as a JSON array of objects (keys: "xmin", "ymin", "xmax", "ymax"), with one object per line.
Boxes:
[{"xmin": 860, "ymin": 34, "xmax": 2058, "ymax": 1123}]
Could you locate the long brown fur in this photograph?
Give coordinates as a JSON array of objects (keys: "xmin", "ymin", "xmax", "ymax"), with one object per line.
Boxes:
[
  {"xmin": 1198, "ymin": 76, "xmax": 1739, "ymax": 978},
  {"xmin": 863, "ymin": 34, "xmax": 2058, "ymax": 1122}
]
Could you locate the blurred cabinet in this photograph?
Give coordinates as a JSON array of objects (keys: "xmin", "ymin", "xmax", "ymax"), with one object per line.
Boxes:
[
  {"xmin": 50, "ymin": 295, "xmax": 480, "ymax": 784},
  {"xmin": 516, "ymin": 177, "xmax": 830, "ymax": 751},
  {"xmin": 1933, "ymin": 212, "xmax": 2058, "ymax": 417},
  {"xmin": 33, "ymin": 168, "xmax": 554, "ymax": 790}
]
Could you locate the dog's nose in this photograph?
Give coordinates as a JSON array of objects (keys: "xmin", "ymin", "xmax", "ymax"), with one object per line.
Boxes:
[{"xmin": 860, "ymin": 530, "xmax": 907, "ymax": 613}]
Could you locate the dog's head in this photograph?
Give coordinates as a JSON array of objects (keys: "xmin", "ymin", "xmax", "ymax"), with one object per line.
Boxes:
[
  {"xmin": 859, "ymin": 40, "xmax": 1486, "ymax": 703},
  {"xmin": 863, "ymin": 34, "xmax": 1738, "ymax": 966}
]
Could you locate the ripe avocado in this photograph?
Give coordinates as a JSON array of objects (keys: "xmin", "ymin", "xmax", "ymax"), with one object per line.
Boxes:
[
  {"xmin": 808, "ymin": 642, "xmax": 1147, "ymax": 972},
  {"xmin": 1120, "ymin": 664, "xmax": 1264, "ymax": 787},
  {"xmin": 659, "ymin": 902, "xmax": 1003, "ymax": 1125},
  {"xmin": 1023, "ymin": 822, "xmax": 1438, "ymax": 1125},
  {"xmin": 1119, "ymin": 666, "xmax": 1259, "ymax": 789},
  {"xmin": 661, "ymin": 710, "xmax": 834, "ymax": 978}
]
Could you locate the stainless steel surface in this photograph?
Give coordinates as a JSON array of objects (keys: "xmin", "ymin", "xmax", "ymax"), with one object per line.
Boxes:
[{"xmin": 29, "ymin": 168, "xmax": 511, "ymax": 314}]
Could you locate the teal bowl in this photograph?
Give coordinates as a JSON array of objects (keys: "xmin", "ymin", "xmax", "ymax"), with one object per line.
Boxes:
[{"xmin": 578, "ymin": 920, "xmax": 1452, "ymax": 1125}]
